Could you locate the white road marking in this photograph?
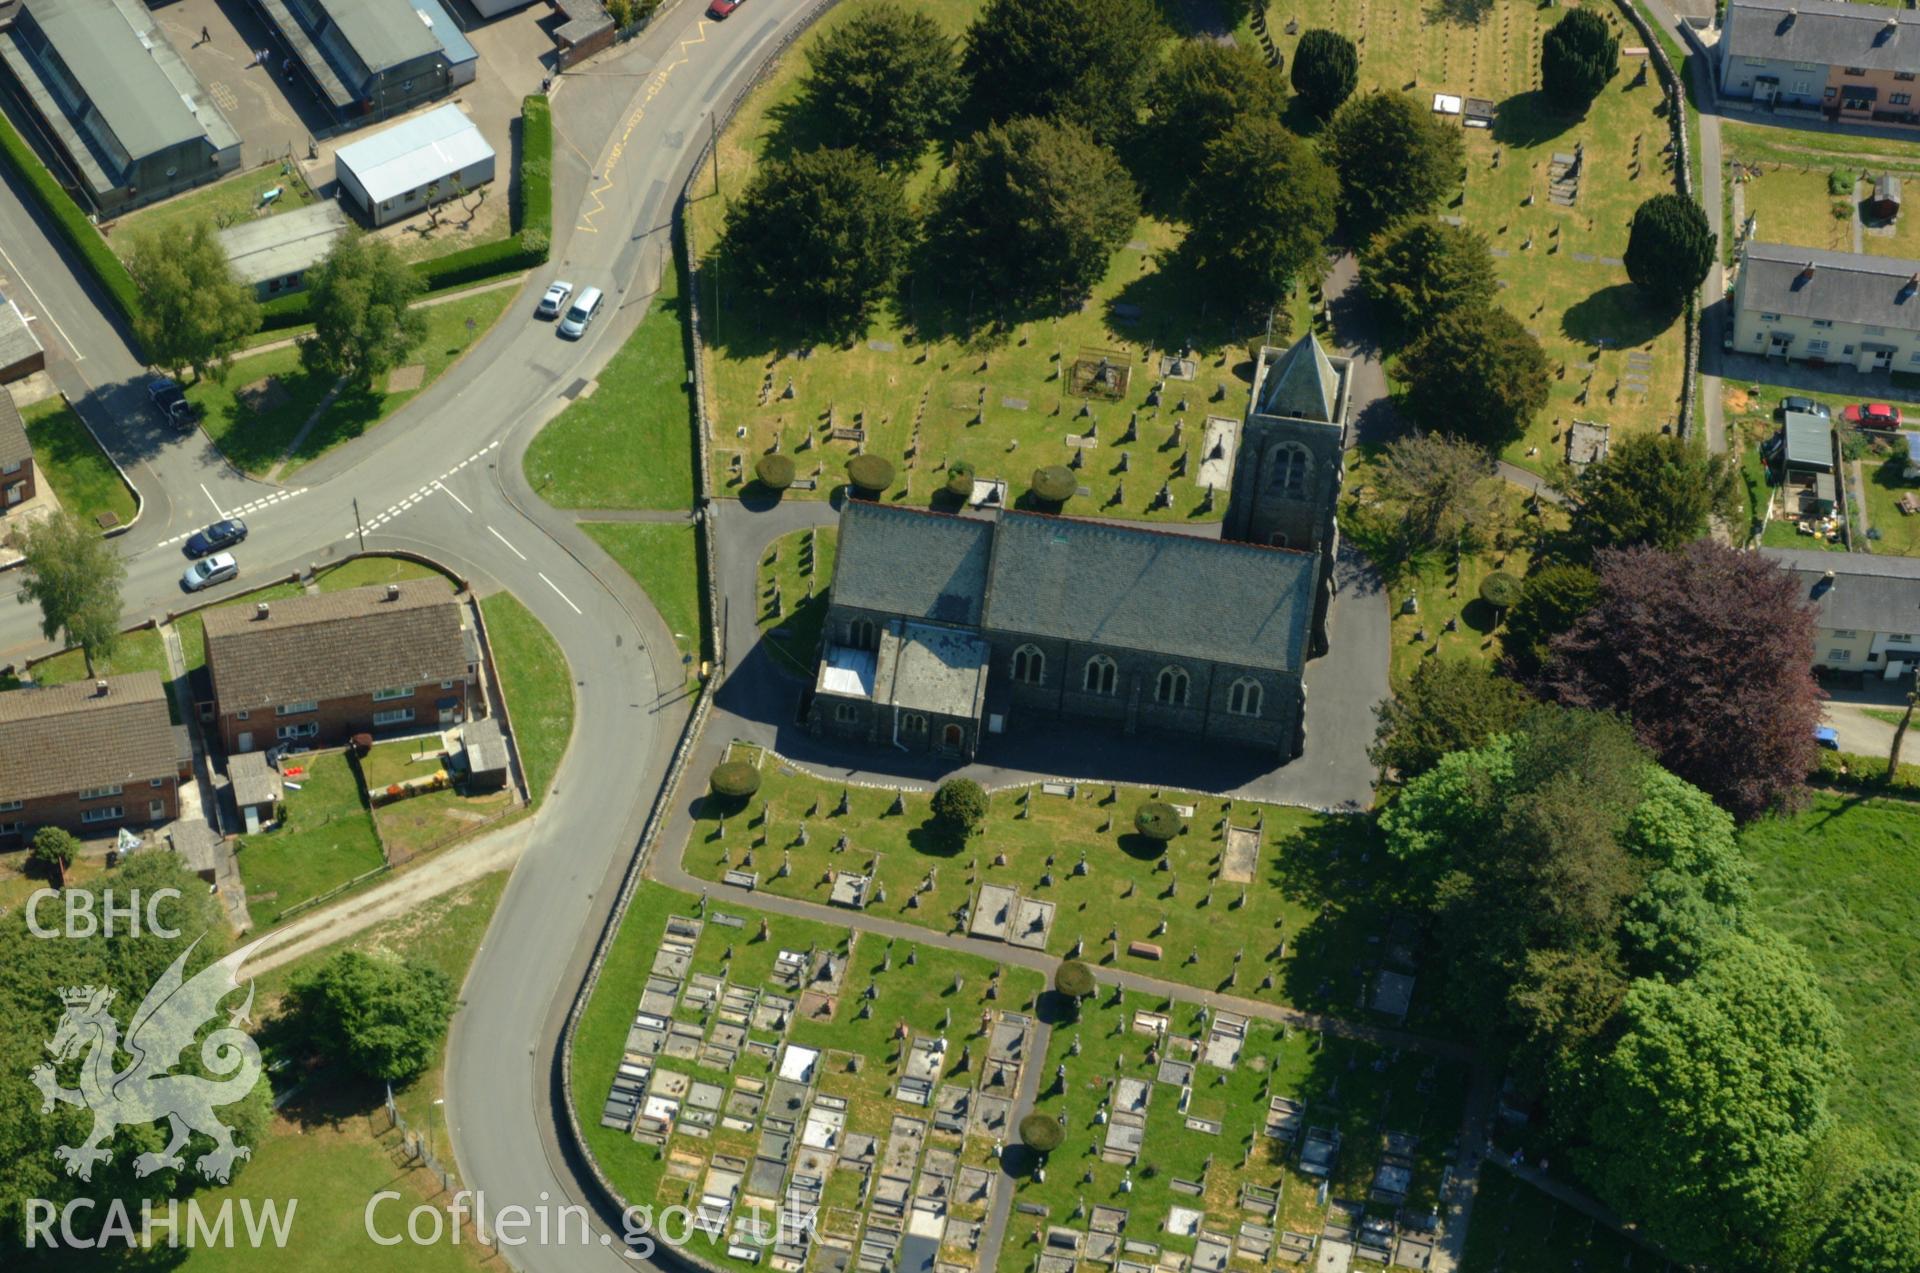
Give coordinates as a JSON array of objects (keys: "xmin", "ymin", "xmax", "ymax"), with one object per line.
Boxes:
[
  {"xmin": 0, "ymin": 240, "xmax": 81, "ymax": 360},
  {"xmin": 155, "ymin": 487, "xmax": 310, "ymax": 547},
  {"xmin": 540, "ymin": 572, "xmax": 583, "ymax": 615},
  {"xmin": 200, "ymin": 484, "xmax": 227, "ymax": 518},
  {"xmin": 488, "ymin": 526, "xmax": 527, "ymax": 559},
  {"xmin": 436, "ymin": 480, "xmax": 473, "ymax": 514}
]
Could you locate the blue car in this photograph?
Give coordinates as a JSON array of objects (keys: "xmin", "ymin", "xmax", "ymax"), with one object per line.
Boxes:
[{"xmin": 185, "ymin": 518, "xmax": 247, "ymax": 558}]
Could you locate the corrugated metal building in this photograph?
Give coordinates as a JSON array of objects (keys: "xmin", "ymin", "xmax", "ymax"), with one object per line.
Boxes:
[{"xmin": 333, "ymin": 102, "xmax": 493, "ymax": 226}]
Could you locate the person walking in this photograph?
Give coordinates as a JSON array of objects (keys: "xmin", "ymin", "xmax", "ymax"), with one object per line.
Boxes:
[{"xmin": 199, "ymin": 24, "xmax": 210, "ymax": 45}]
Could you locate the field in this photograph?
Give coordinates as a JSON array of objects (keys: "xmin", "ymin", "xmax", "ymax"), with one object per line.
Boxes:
[
  {"xmin": 20, "ymin": 397, "xmax": 137, "ymax": 528},
  {"xmin": 1739, "ymin": 793, "xmax": 1920, "ymax": 1158},
  {"xmin": 581, "ymin": 521, "xmax": 706, "ymax": 680},
  {"xmin": 479, "ymin": 592, "xmax": 574, "ymax": 807},
  {"xmin": 678, "ymin": 744, "xmax": 1444, "ymax": 1031},
  {"xmin": 523, "ymin": 244, "xmax": 697, "ymax": 510},
  {"xmin": 757, "ymin": 526, "xmax": 836, "ymax": 673},
  {"xmin": 184, "ymin": 290, "xmax": 513, "ymax": 477},
  {"xmin": 234, "ymin": 748, "xmax": 385, "ymax": 926}
]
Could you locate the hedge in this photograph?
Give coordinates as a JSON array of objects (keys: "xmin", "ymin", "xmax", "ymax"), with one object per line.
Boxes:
[
  {"xmin": 755, "ymin": 453, "xmax": 796, "ymax": 491},
  {"xmin": 1811, "ymin": 747, "xmax": 1920, "ymax": 794},
  {"xmin": 516, "ymin": 94, "xmax": 553, "ymax": 240},
  {"xmin": 1030, "ymin": 464, "xmax": 1077, "ymax": 505},
  {"xmin": 0, "ymin": 111, "xmax": 142, "ymax": 345},
  {"xmin": 710, "ymin": 760, "xmax": 762, "ymax": 800},
  {"xmin": 1133, "ymin": 801, "xmax": 1184, "ymax": 842},
  {"xmin": 847, "ymin": 454, "xmax": 894, "ymax": 494}
]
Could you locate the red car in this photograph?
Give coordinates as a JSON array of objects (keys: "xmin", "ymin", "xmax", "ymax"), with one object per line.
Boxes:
[
  {"xmin": 1843, "ymin": 402, "xmax": 1904, "ymax": 430},
  {"xmin": 707, "ymin": 0, "xmax": 741, "ymax": 16}
]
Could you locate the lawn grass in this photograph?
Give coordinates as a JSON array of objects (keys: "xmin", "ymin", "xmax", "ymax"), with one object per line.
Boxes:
[
  {"xmin": 1457, "ymin": 1165, "xmax": 1644, "ymax": 1271},
  {"xmin": 316, "ymin": 554, "xmax": 453, "ymax": 592},
  {"xmin": 1761, "ymin": 516, "xmax": 1847, "ymax": 551},
  {"xmin": 570, "ymin": 877, "xmax": 1050, "ymax": 1270},
  {"xmin": 21, "ymin": 397, "xmax": 136, "ymax": 528},
  {"xmin": 29, "ymin": 627, "xmax": 168, "ymax": 686},
  {"xmin": 522, "ymin": 243, "xmax": 697, "ymax": 510},
  {"xmin": 1739, "ymin": 793, "xmax": 1920, "ymax": 1158},
  {"xmin": 756, "ymin": 525, "xmax": 836, "ymax": 672},
  {"xmin": 359, "ymin": 737, "xmax": 516, "ymax": 860},
  {"xmin": 1861, "ymin": 448, "xmax": 1920, "ymax": 555},
  {"xmin": 185, "ymin": 290, "xmax": 512, "ymax": 477},
  {"xmin": 108, "ymin": 161, "xmax": 319, "ymax": 253},
  {"xmin": 680, "ymin": 743, "xmax": 1442, "ymax": 1030},
  {"xmin": 235, "ymin": 749, "xmax": 385, "ymax": 926},
  {"xmin": 1735, "ymin": 164, "xmax": 1853, "ymax": 253},
  {"xmin": 580, "ymin": 521, "xmax": 705, "ymax": 680},
  {"xmin": 478, "ymin": 592, "xmax": 573, "ymax": 808}
]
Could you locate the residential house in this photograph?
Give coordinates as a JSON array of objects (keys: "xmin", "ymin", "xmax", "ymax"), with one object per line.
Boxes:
[
  {"xmin": 808, "ymin": 333, "xmax": 1350, "ymax": 765},
  {"xmin": 203, "ymin": 577, "xmax": 478, "ymax": 753},
  {"xmin": 0, "ymin": 0, "xmax": 241, "ymax": 214},
  {"xmin": 0, "ymin": 672, "xmax": 191, "ymax": 840},
  {"xmin": 1729, "ymin": 241, "xmax": 1920, "ymax": 374},
  {"xmin": 0, "ymin": 390, "xmax": 35, "ymax": 512},
  {"xmin": 247, "ymin": 0, "xmax": 475, "ymax": 123},
  {"xmin": 1719, "ymin": 0, "xmax": 1920, "ymax": 125},
  {"xmin": 1764, "ymin": 547, "xmax": 1920, "ymax": 677}
]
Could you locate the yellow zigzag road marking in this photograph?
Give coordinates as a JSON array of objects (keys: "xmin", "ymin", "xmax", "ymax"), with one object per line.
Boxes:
[{"xmin": 577, "ymin": 21, "xmax": 709, "ymax": 233}]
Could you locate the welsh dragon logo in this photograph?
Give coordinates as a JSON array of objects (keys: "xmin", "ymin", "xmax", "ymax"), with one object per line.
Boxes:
[{"xmin": 30, "ymin": 937, "xmax": 263, "ymax": 1183}]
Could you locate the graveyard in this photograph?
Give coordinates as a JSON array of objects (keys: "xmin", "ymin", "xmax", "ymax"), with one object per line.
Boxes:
[
  {"xmin": 759, "ymin": 528, "xmax": 839, "ymax": 673},
  {"xmin": 1001, "ymin": 986, "xmax": 1470, "ymax": 1273},
  {"xmin": 572, "ymin": 881, "xmax": 1050, "ymax": 1273},
  {"xmin": 1282, "ymin": 0, "xmax": 1688, "ymax": 477},
  {"xmin": 683, "ymin": 745, "xmax": 1443, "ymax": 1033}
]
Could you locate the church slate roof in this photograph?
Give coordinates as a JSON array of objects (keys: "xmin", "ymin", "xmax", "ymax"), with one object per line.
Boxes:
[
  {"xmin": 830, "ymin": 501, "xmax": 994, "ymax": 626},
  {"xmin": 1255, "ymin": 333, "xmax": 1340, "ymax": 422},
  {"xmin": 983, "ymin": 513, "xmax": 1316, "ymax": 673},
  {"xmin": 826, "ymin": 504, "xmax": 1319, "ymax": 674}
]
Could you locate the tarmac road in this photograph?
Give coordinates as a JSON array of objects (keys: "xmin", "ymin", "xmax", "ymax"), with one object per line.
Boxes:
[{"xmin": 0, "ymin": 2, "xmax": 827, "ymax": 1266}]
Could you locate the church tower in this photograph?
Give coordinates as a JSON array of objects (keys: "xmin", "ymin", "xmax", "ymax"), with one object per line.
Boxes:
[{"xmin": 1223, "ymin": 332, "xmax": 1350, "ymax": 552}]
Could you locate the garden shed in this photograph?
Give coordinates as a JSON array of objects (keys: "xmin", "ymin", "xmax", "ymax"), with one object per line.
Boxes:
[
  {"xmin": 1873, "ymin": 174, "xmax": 1903, "ymax": 222},
  {"xmin": 227, "ymin": 751, "xmax": 282, "ymax": 834},
  {"xmin": 1903, "ymin": 431, "xmax": 1920, "ymax": 480},
  {"xmin": 1782, "ymin": 409, "xmax": 1835, "ymax": 479},
  {"xmin": 460, "ymin": 718, "xmax": 509, "ymax": 791}
]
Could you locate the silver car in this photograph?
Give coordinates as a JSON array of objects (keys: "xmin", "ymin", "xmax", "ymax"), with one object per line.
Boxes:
[
  {"xmin": 535, "ymin": 280, "xmax": 573, "ymax": 320},
  {"xmin": 182, "ymin": 551, "xmax": 238, "ymax": 592}
]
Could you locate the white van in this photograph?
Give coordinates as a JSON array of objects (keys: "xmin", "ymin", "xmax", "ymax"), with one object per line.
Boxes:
[{"xmin": 558, "ymin": 286, "xmax": 603, "ymax": 339}]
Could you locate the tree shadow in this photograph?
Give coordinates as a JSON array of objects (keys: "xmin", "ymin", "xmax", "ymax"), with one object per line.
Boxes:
[
  {"xmin": 1490, "ymin": 91, "xmax": 1579, "ymax": 149},
  {"xmin": 1116, "ymin": 832, "xmax": 1171, "ymax": 862},
  {"xmin": 1103, "ymin": 237, "xmax": 1264, "ymax": 359},
  {"xmin": 905, "ymin": 821, "xmax": 968, "ymax": 857},
  {"xmin": 1425, "ymin": 0, "xmax": 1493, "ymax": 26},
  {"xmin": 1560, "ymin": 284, "xmax": 1680, "ymax": 351}
]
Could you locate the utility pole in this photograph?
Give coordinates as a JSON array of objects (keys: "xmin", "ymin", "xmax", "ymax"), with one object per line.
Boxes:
[{"xmin": 352, "ymin": 498, "xmax": 366, "ymax": 554}]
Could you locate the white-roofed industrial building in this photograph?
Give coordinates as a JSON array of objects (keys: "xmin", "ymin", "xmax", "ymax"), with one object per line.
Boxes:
[{"xmin": 332, "ymin": 102, "xmax": 494, "ymax": 226}]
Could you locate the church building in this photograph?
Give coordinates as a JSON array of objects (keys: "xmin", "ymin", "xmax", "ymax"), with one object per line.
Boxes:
[{"xmin": 805, "ymin": 333, "xmax": 1351, "ymax": 763}]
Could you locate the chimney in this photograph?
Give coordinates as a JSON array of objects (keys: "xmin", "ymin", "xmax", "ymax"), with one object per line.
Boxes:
[
  {"xmin": 93, "ymin": 679, "xmax": 107, "ymax": 697},
  {"xmin": 1823, "ymin": 570, "xmax": 1836, "ymax": 582},
  {"xmin": 255, "ymin": 602, "xmax": 269, "ymax": 619},
  {"xmin": 385, "ymin": 583, "xmax": 401, "ymax": 601}
]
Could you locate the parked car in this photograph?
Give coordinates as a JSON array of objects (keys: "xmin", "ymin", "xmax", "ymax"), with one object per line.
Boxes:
[
  {"xmin": 147, "ymin": 378, "xmax": 196, "ymax": 428},
  {"xmin": 1814, "ymin": 725, "xmax": 1840, "ymax": 751},
  {"xmin": 181, "ymin": 552, "xmax": 238, "ymax": 592},
  {"xmin": 184, "ymin": 518, "xmax": 247, "ymax": 558},
  {"xmin": 1843, "ymin": 402, "xmax": 1903, "ymax": 430},
  {"xmin": 1780, "ymin": 396, "xmax": 1831, "ymax": 421},
  {"xmin": 534, "ymin": 280, "xmax": 573, "ymax": 320},
  {"xmin": 707, "ymin": 0, "xmax": 741, "ymax": 16},
  {"xmin": 557, "ymin": 286, "xmax": 604, "ymax": 340}
]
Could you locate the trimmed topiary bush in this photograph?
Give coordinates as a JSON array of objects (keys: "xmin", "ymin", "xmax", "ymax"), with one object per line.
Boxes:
[
  {"xmin": 710, "ymin": 760, "xmax": 762, "ymax": 801},
  {"xmin": 1054, "ymin": 959, "xmax": 1095, "ymax": 1000},
  {"xmin": 1479, "ymin": 571, "xmax": 1523, "ymax": 611},
  {"xmin": 1030, "ymin": 464, "xmax": 1077, "ymax": 506},
  {"xmin": 945, "ymin": 461, "xmax": 976, "ymax": 499},
  {"xmin": 1134, "ymin": 801, "xmax": 1184, "ymax": 843},
  {"xmin": 930, "ymin": 777, "xmax": 988, "ymax": 837},
  {"xmin": 756, "ymin": 454, "xmax": 796, "ymax": 491},
  {"xmin": 846, "ymin": 453, "xmax": 894, "ymax": 497},
  {"xmin": 1019, "ymin": 1113, "xmax": 1063, "ymax": 1154}
]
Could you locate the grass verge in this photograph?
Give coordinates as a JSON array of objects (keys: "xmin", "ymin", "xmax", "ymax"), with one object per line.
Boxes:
[
  {"xmin": 581, "ymin": 521, "xmax": 705, "ymax": 680},
  {"xmin": 479, "ymin": 592, "xmax": 574, "ymax": 808},
  {"xmin": 21, "ymin": 398, "xmax": 136, "ymax": 528}
]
